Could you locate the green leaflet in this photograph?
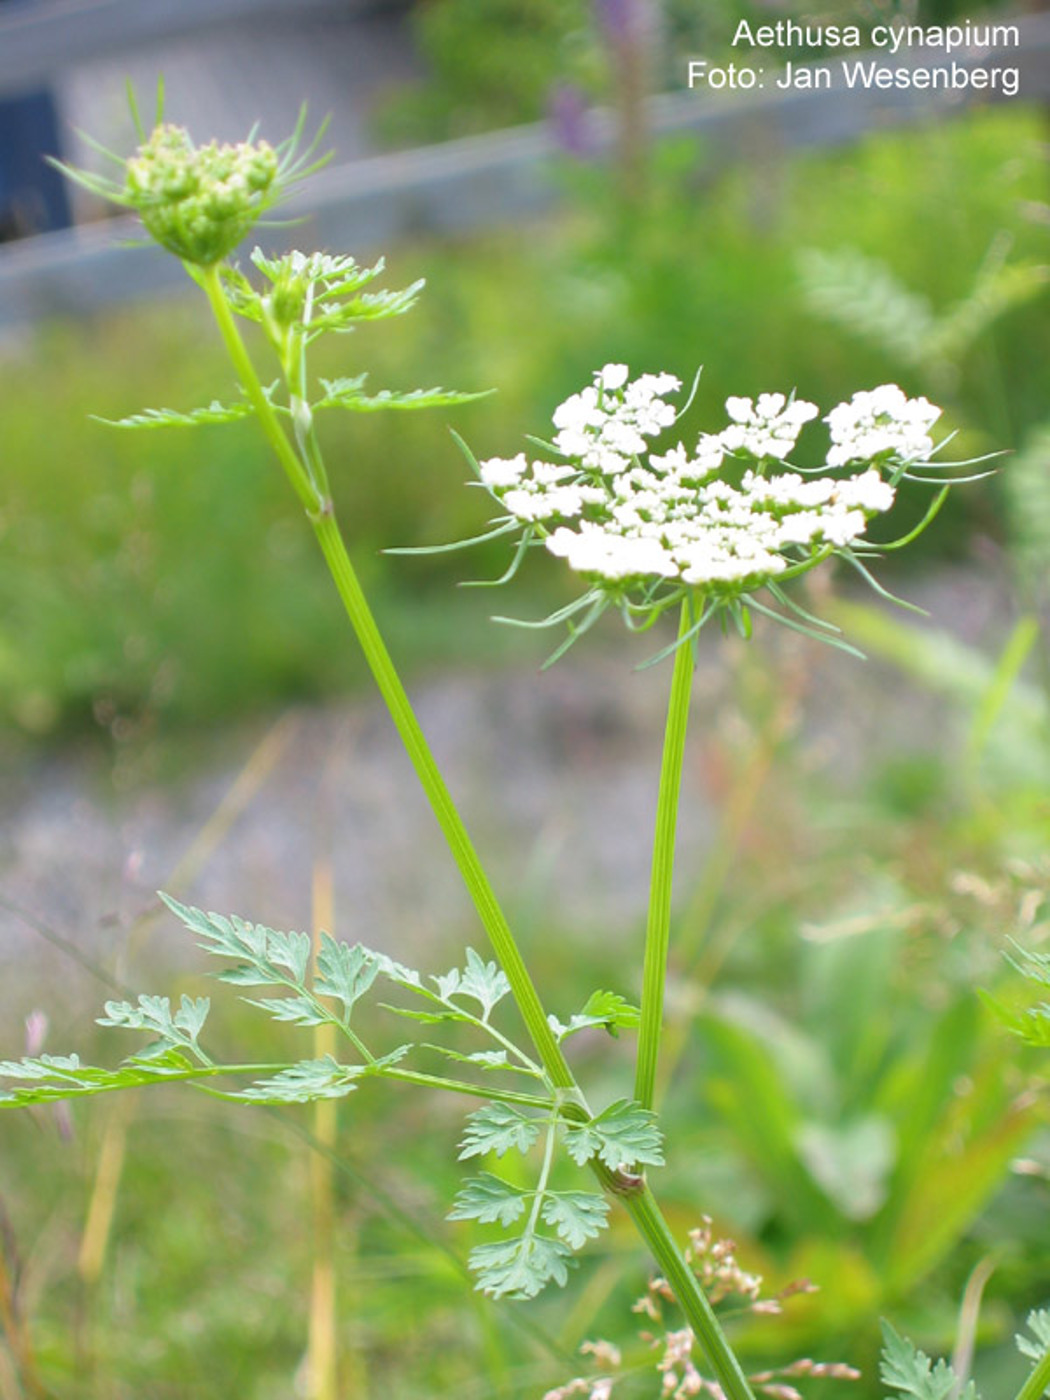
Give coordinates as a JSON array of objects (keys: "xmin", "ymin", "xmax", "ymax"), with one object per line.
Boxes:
[
  {"xmin": 449, "ymin": 1174, "xmax": 529, "ymax": 1228},
  {"xmin": 458, "ymin": 1104, "xmax": 542, "ymax": 1160},
  {"xmin": 95, "ymin": 381, "xmax": 284, "ymax": 430},
  {"xmin": 434, "ymin": 948, "xmax": 511, "ymax": 1020},
  {"xmin": 315, "ymin": 376, "xmax": 490, "ymax": 413},
  {"xmin": 0, "ymin": 1050, "xmax": 197, "ymax": 1106},
  {"xmin": 315, "ymin": 936, "xmax": 381, "ymax": 1019},
  {"xmin": 550, "ymin": 989, "xmax": 642, "ymax": 1042},
  {"xmin": 539, "ymin": 1192, "xmax": 610, "ymax": 1250},
  {"xmin": 563, "ymin": 1099, "xmax": 664, "ymax": 1170},
  {"xmin": 95, "ymin": 400, "xmax": 257, "ymax": 429},
  {"xmin": 97, "ymin": 993, "xmax": 210, "ymax": 1057},
  {"xmin": 467, "ymin": 1235, "xmax": 573, "ymax": 1301},
  {"xmin": 879, "ymin": 1322, "xmax": 980, "ymax": 1400},
  {"xmin": 232, "ymin": 1056, "xmax": 365, "ymax": 1104}
]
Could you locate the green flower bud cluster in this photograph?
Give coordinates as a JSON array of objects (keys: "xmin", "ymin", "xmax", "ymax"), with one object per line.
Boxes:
[{"xmin": 125, "ymin": 124, "xmax": 279, "ymax": 266}]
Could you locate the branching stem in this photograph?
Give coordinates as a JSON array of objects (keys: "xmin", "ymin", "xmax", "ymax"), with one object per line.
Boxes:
[
  {"xmin": 200, "ymin": 266, "xmax": 576, "ymax": 1095},
  {"xmin": 199, "ymin": 264, "xmax": 757, "ymax": 1400}
]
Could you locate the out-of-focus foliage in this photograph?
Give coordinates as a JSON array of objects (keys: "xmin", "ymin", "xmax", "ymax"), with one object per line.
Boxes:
[{"xmin": 1, "ymin": 109, "xmax": 1044, "ymax": 741}]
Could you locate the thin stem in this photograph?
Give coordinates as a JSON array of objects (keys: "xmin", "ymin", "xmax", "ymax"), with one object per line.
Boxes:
[
  {"xmin": 635, "ymin": 597, "xmax": 695, "ymax": 1109},
  {"xmin": 374, "ymin": 1066, "xmax": 554, "ymax": 1111},
  {"xmin": 200, "ymin": 264, "xmax": 321, "ymax": 517},
  {"xmin": 622, "ymin": 1184, "xmax": 757, "ymax": 1400},
  {"xmin": 310, "ymin": 510, "xmax": 576, "ymax": 1091},
  {"xmin": 1017, "ymin": 1345, "xmax": 1050, "ymax": 1400},
  {"xmin": 198, "ymin": 265, "xmax": 757, "ymax": 1400},
  {"xmin": 200, "ymin": 268, "xmax": 576, "ymax": 1095}
]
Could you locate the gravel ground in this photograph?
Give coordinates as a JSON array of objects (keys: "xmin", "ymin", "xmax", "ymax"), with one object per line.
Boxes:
[{"xmin": 1, "ymin": 568, "xmax": 1022, "ymax": 1017}]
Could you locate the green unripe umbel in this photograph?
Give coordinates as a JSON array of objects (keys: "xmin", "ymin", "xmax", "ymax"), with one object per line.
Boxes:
[{"xmin": 125, "ymin": 124, "xmax": 279, "ymax": 266}]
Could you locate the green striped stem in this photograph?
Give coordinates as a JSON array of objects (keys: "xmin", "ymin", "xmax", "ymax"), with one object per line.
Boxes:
[{"xmin": 635, "ymin": 597, "xmax": 695, "ymax": 1109}]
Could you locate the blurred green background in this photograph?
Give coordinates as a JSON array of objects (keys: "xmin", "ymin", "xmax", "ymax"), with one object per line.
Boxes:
[{"xmin": 1, "ymin": 1, "xmax": 1049, "ymax": 1397}]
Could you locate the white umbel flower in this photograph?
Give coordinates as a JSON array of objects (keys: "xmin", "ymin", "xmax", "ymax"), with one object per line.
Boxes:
[
  {"xmin": 458, "ymin": 363, "xmax": 957, "ymax": 660},
  {"xmin": 825, "ymin": 384, "xmax": 941, "ymax": 467}
]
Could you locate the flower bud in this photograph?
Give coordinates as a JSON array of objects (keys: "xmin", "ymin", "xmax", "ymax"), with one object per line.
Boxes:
[{"xmin": 123, "ymin": 124, "xmax": 279, "ymax": 266}]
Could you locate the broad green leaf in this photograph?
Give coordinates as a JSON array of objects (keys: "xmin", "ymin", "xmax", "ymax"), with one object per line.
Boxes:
[
  {"xmin": 562, "ymin": 1099, "xmax": 663, "ymax": 1170},
  {"xmin": 468, "ymin": 1234, "xmax": 573, "ymax": 1300},
  {"xmin": 459, "ymin": 1104, "xmax": 541, "ymax": 1160},
  {"xmin": 879, "ymin": 1321, "xmax": 980, "ymax": 1400},
  {"xmin": 448, "ymin": 1174, "xmax": 528, "ymax": 1228},
  {"xmin": 797, "ymin": 1117, "xmax": 895, "ymax": 1222},
  {"xmin": 540, "ymin": 1192, "xmax": 610, "ymax": 1249},
  {"xmin": 887, "ymin": 1091, "xmax": 1038, "ymax": 1293},
  {"xmin": 701, "ymin": 1014, "xmax": 830, "ymax": 1232}
]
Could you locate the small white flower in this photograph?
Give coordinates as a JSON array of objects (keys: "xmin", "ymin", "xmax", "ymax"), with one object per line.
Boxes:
[
  {"xmin": 479, "ymin": 453, "xmax": 527, "ymax": 489},
  {"xmin": 598, "ymin": 362, "xmax": 630, "ymax": 390}
]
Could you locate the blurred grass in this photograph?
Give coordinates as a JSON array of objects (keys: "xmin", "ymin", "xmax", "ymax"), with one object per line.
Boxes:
[
  {"xmin": 1, "ymin": 104, "xmax": 1045, "ymax": 741},
  {"xmin": 2, "ymin": 616, "xmax": 1048, "ymax": 1396}
]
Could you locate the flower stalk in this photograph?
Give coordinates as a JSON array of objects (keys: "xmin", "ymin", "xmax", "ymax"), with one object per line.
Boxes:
[
  {"xmin": 635, "ymin": 596, "xmax": 695, "ymax": 1109},
  {"xmin": 198, "ymin": 251, "xmax": 756, "ymax": 1400}
]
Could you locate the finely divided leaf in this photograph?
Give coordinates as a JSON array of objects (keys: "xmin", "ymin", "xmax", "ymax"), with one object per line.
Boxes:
[
  {"xmin": 468, "ymin": 1234, "xmax": 573, "ymax": 1300},
  {"xmin": 315, "ymin": 377, "xmax": 488, "ymax": 414},
  {"xmin": 553, "ymin": 990, "xmax": 642, "ymax": 1041},
  {"xmin": 315, "ymin": 937, "xmax": 380, "ymax": 1019},
  {"xmin": 459, "ymin": 1104, "xmax": 541, "ymax": 1160},
  {"xmin": 242, "ymin": 995, "xmax": 327, "ymax": 1027},
  {"xmin": 449, "ymin": 1174, "xmax": 529, "ymax": 1228},
  {"xmin": 540, "ymin": 1191, "xmax": 610, "ymax": 1249},
  {"xmin": 879, "ymin": 1322, "xmax": 980, "ymax": 1400},
  {"xmin": 96, "ymin": 400, "xmax": 257, "ymax": 430},
  {"xmin": 423, "ymin": 1045, "xmax": 512, "ymax": 1071},
  {"xmin": 0, "ymin": 1052, "xmax": 195, "ymax": 1107},
  {"xmin": 451, "ymin": 948, "xmax": 511, "ymax": 1019},
  {"xmin": 160, "ymin": 896, "xmax": 314, "ymax": 992},
  {"xmin": 563, "ymin": 1099, "xmax": 664, "ymax": 1170},
  {"xmin": 234, "ymin": 1057, "xmax": 364, "ymax": 1104},
  {"xmin": 1017, "ymin": 1308, "xmax": 1050, "ymax": 1363},
  {"xmin": 97, "ymin": 994, "xmax": 210, "ymax": 1055},
  {"xmin": 979, "ymin": 991, "xmax": 1050, "ymax": 1048}
]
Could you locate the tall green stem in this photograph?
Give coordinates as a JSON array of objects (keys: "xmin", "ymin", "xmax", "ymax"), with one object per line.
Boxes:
[
  {"xmin": 1017, "ymin": 1346, "xmax": 1050, "ymax": 1400},
  {"xmin": 201, "ymin": 266, "xmax": 575, "ymax": 1093},
  {"xmin": 623, "ymin": 1184, "xmax": 756, "ymax": 1400},
  {"xmin": 201, "ymin": 267, "xmax": 755, "ymax": 1400},
  {"xmin": 635, "ymin": 598, "xmax": 695, "ymax": 1109}
]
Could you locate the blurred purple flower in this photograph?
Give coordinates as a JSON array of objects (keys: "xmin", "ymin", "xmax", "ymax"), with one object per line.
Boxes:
[
  {"xmin": 25, "ymin": 1010, "xmax": 48, "ymax": 1057},
  {"xmin": 549, "ymin": 85, "xmax": 594, "ymax": 159},
  {"xmin": 595, "ymin": 0, "xmax": 644, "ymax": 45},
  {"xmin": 25, "ymin": 1009, "xmax": 73, "ymax": 1140}
]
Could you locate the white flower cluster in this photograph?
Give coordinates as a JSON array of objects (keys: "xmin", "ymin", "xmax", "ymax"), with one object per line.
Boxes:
[
  {"xmin": 476, "ymin": 366, "xmax": 919, "ymax": 592},
  {"xmin": 722, "ymin": 392, "xmax": 819, "ymax": 459},
  {"xmin": 826, "ymin": 383, "xmax": 941, "ymax": 467}
]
